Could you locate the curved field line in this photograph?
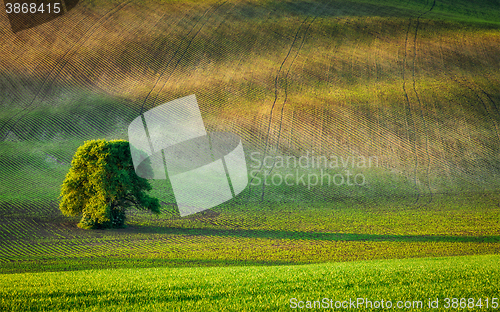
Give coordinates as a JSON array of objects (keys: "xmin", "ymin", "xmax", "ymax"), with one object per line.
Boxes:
[
  {"xmin": 45, "ymin": 4, "xmax": 196, "ymax": 108},
  {"xmin": 411, "ymin": 0, "xmax": 436, "ymax": 206},
  {"xmin": 0, "ymin": 1, "xmax": 132, "ymax": 142},
  {"xmin": 401, "ymin": 0, "xmax": 435, "ymax": 206},
  {"xmin": 247, "ymin": 16, "xmax": 309, "ymax": 194},
  {"xmin": 452, "ymin": 77, "xmax": 500, "ymax": 144},
  {"xmin": 274, "ymin": 18, "xmax": 316, "ymax": 151},
  {"xmin": 437, "ymin": 76, "xmax": 498, "ymax": 191},
  {"xmin": 139, "ymin": 1, "xmax": 228, "ymax": 115},
  {"xmin": 260, "ymin": 16, "xmax": 320, "ymax": 201},
  {"xmin": 60, "ymin": 5, "xmax": 178, "ymax": 97},
  {"xmin": 478, "ymin": 86, "xmax": 500, "ymax": 118},
  {"xmin": 463, "ymin": 77, "xmax": 500, "ymax": 143},
  {"xmin": 401, "ymin": 15, "xmax": 420, "ymax": 203},
  {"xmin": 254, "ymin": 2, "xmax": 335, "ymax": 200},
  {"xmin": 137, "ymin": 7, "xmax": 212, "ymax": 114},
  {"xmin": 0, "ymin": 72, "xmax": 24, "ymax": 108},
  {"xmin": 149, "ymin": 1, "xmax": 232, "ymax": 109},
  {"xmin": 0, "ymin": 3, "xmax": 129, "ymax": 140},
  {"xmin": 28, "ymin": 10, "xmax": 95, "ymax": 88}
]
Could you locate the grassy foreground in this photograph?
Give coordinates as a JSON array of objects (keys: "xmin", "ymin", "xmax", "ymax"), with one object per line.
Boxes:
[{"xmin": 1, "ymin": 254, "xmax": 499, "ymax": 311}]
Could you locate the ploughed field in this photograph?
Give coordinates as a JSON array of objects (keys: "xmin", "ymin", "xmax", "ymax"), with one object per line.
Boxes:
[{"xmin": 0, "ymin": 0, "xmax": 500, "ymax": 310}]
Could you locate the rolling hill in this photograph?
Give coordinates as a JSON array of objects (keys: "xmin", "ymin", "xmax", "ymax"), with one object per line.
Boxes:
[{"xmin": 0, "ymin": 1, "xmax": 499, "ymax": 309}]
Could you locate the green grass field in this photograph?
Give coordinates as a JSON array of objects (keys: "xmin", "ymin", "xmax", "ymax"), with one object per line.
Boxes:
[
  {"xmin": 1, "ymin": 0, "xmax": 500, "ymax": 310},
  {"xmin": 2, "ymin": 255, "xmax": 500, "ymax": 311},
  {"xmin": 1, "ymin": 192, "xmax": 500, "ymax": 275},
  {"xmin": 1, "ymin": 193, "xmax": 499, "ymax": 310}
]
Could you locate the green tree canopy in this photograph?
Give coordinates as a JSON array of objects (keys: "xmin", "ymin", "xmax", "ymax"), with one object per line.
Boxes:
[{"xmin": 59, "ymin": 139, "xmax": 160, "ymax": 229}]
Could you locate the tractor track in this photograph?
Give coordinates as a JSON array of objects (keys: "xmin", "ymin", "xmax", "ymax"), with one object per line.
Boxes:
[
  {"xmin": 246, "ymin": 15, "xmax": 310, "ymax": 194},
  {"xmin": 401, "ymin": 0, "xmax": 435, "ymax": 206},
  {"xmin": 411, "ymin": 0, "xmax": 435, "ymax": 206},
  {"xmin": 254, "ymin": 1, "xmax": 331, "ymax": 201},
  {"xmin": 401, "ymin": 15, "xmax": 419, "ymax": 204},
  {"xmin": 260, "ymin": 16, "xmax": 318, "ymax": 201}
]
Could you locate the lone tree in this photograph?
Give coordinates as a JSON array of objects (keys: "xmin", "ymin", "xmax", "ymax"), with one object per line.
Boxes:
[{"xmin": 59, "ymin": 139, "xmax": 160, "ymax": 229}]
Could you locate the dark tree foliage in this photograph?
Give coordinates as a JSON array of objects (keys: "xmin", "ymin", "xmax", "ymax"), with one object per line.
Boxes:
[{"xmin": 59, "ymin": 139, "xmax": 160, "ymax": 229}]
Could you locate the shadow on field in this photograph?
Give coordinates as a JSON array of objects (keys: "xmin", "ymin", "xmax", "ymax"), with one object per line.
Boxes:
[
  {"xmin": 126, "ymin": 225, "xmax": 500, "ymax": 243},
  {"xmin": 0, "ymin": 257, "xmax": 298, "ymax": 274},
  {"xmin": 262, "ymin": 0, "xmax": 416, "ymax": 18}
]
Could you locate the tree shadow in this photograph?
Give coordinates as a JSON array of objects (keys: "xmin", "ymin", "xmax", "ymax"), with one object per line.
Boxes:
[{"xmin": 124, "ymin": 225, "xmax": 500, "ymax": 243}]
